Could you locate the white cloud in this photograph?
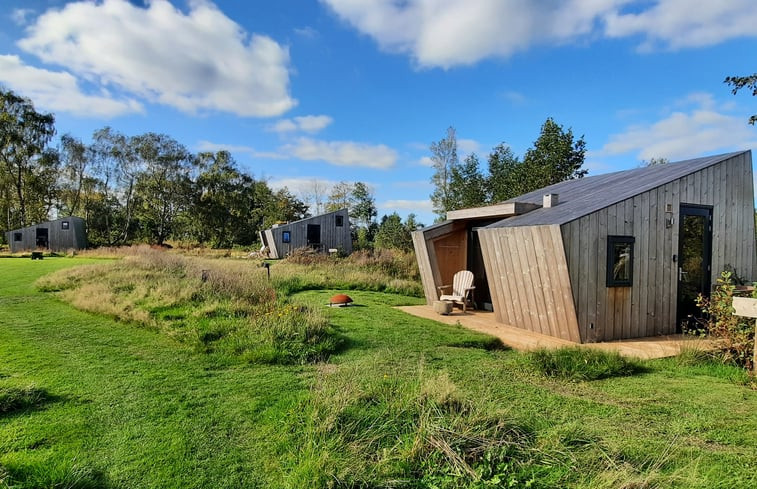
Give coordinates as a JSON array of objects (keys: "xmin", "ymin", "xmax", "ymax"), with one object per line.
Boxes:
[
  {"xmin": 604, "ymin": 0, "xmax": 757, "ymax": 51},
  {"xmin": 17, "ymin": 0, "xmax": 295, "ymax": 117},
  {"xmin": 418, "ymin": 156, "xmax": 434, "ymax": 167},
  {"xmin": 270, "ymin": 115, "xmax": 333, "ymax": 133},
  {"xmin": 457, "ymin": 138, "xmax": 481, "ymax": 155},
  {"xmin": 0, "ymin": 54, "xmax": 143, "ymax": 118},
  {"xmin": 196, "ymin": 140, "xmax": 286, "ymax": 159},
  {"xmin": 268, "ymin": 177, "xmax": 340, "ymax": 195},
  {"xmin": 597, "ymin": 94, "xmax": 757, "ymax": 161},
  {"xmin": 11, "ymin": 8, "xmax": 35, "ymax": 26},
  {"xmin": 285, "ymin": 137, "xmax": 397, "ymax": 169},
  {"xmin": 381, "ymin": 199, "xmax": 434, "ymax": 213},
  {"xmin": 322, "ymin": 0, "xmax": 757, "ymax": 67}
]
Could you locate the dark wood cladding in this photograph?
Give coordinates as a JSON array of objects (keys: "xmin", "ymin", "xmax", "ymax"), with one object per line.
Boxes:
[
  {"xmin": 264, "ymin": 209, "xmax": 352, "ymax": 259},
  {"xmin": 5, "ymin": 217, "xmax": 87, "ymax": 252}
]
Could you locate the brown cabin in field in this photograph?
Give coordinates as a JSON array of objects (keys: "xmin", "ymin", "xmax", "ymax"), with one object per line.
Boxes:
[
  {"xmin": 260, "ymin": 208, "xmax": 352, "ymax": 259},
  {"xmin": 413, "ymin": 151, "xmax": 756, "ymax": 343}
]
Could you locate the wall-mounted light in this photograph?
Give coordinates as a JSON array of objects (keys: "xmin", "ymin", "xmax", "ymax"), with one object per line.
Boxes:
[{"xmin": 665, "ymin": 203, "xmax": 674, "ymax": 229}]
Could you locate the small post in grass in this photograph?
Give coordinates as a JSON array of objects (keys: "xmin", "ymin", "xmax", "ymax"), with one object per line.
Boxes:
[
  {"xmin": 731, "ymin": 296, "xmax": 757, "ymax": 373},
  {"xmin": 262, "ymin": 262, "xmax": 270, "ymax": 280}
]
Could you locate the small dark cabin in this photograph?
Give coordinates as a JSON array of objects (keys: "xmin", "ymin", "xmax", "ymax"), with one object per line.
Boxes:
[
  {"xmin": 6, "ymin": 217, "xmax": 87, "ymax": 253},
  {"xmin": 260, "ymin": 209, "xmax": 352, "ymax": 258}
]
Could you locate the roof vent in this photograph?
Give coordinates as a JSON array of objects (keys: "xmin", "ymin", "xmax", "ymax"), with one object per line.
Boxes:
[{"xmin": 543, "ymin": 193, "xmax": 559, "ymax": 208}]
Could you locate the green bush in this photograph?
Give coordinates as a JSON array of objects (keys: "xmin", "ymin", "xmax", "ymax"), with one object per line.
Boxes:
[
  {"xmin": 695, "ymin": 270, "xmax": 756, "ymax": 370},
  {"xmin": 525, "ymin": 347, "xmax": 643, "ymax": 381}
]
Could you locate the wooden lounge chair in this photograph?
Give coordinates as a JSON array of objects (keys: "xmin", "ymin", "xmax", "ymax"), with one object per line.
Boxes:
[{"xmin": 437, "ymin": 270, "xmax": 476, "ymax": 312}]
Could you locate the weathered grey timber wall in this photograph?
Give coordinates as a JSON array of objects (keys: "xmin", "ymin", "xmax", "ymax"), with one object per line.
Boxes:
[
  {"xmin": 263, "ymin": 209, "xmax": 352, "ymax": 258},
  {"xmin": 5, "ymin": 217, "xmax": 87, "ymax": 253}
]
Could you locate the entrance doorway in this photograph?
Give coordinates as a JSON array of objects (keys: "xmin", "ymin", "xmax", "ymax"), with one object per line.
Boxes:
[
  {"xmin": 676, "ymin": 205, "xmax": 713, "ymax": 331},
  {"xmin": 306, "ymin": 224, "xmax": 321, "ymax": 247},
  {"xmin": 35, "ymin": 228, "xmax": 49, "ymax": 248}
]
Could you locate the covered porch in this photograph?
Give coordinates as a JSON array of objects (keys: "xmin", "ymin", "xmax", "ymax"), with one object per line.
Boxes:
[{"xmin": 398, "ymin": 305, "xmax": 714, "ymax": 359}]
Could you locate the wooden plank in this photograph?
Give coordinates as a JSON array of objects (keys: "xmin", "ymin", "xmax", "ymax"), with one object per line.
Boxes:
[
  {"xmin": 627, "ymin": 198, "xmax": 638, "ymax": 340},
  {"xmin": 577, "ymin": 215, "xmax": 591, "ymax": 341},
  {"xmin": 548, "ymin": 225, "xmax": 581, "ymax": 342},
  {"xmin": 531, "ymin": 227, "xmax": 559, "ymax": 338},
  {"xmin": 660, "ymin": 184, "xmax": 673, "ymax": 334},
  {"xmin": 505, "ymin": 229, "xmax": 528, "ymax": 328},
  {"xmin": 647, "ymin": 187, "xmax": 659, "ymax": 336},
  {"xmin": 519, "ymin": 227, "xmax": 547, "ymax": 335},
  {"xmin": 637, "ymin": 193, "xmax": 649, "ymax": 339},
  {"xmin": 510, "ymin": 228, "xmax": 536, "ymax": 331},
  {"xmin": 595, "ymin": 208, "xmax": 608, "ymax": 340},
  {"xmin": 733, "ymin": 297, "xmax": 757, "ymax": 317}
]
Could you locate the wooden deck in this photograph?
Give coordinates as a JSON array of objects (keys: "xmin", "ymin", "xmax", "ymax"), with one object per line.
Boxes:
[{"xmin": 397, "ymin": 305, "xmax": 715, "ymax": 359}]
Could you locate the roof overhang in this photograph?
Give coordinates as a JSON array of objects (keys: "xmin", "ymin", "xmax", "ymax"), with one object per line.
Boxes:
[{"xmin": 446, "ymin": 202, "xmax": 540, "ymax": 221}]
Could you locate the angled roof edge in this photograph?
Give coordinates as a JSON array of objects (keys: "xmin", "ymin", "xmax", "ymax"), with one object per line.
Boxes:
[
  {"xmin": 266, "ymin": 208, "xmax": 348, "ymax": 230},
  {"xmin": 6, "ymin": 216, "xmax": 85, "ymax": 234},
  {"xmin": 486, "ymin": 150, "xmax": 750, "ymax": 229}
]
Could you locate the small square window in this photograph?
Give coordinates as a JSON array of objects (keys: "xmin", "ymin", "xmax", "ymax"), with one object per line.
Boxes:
[
  {"xmin": 335, "ymin": 215, "xmax": 344, "ymax": 227},
  {"xmin": 607, "ymin": 236, "xmax": 634, "ymax": 287},
  {"xmin": 13, "ymin": 233, "xmax": 22, "ymax": 242},
  {"xmin": 61, "ymin": 221, "xmax": 70, "ymax": 230},
  {"xmin": 282, "ymin": 230, "xmax": 291, "ymax": 243}
]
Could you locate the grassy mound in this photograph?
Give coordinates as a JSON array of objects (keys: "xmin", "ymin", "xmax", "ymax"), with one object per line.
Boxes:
[{"xmin": 36, "ymin": 248, "xmax": 340, "ymax": 365}]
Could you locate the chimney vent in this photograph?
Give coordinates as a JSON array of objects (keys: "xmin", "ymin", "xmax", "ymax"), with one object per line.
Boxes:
[{"xmin": 543, "ymin": 193, "xmax": 559, "ymax": 208}]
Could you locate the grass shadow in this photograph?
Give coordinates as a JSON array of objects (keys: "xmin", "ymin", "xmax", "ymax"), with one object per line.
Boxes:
[{"xmin": 446, "ymin": 336, "xmax": 510, "ymax": 351}]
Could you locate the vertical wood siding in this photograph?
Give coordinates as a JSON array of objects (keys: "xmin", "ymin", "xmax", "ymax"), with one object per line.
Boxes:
[
  {"xmin": 266, "ymin": 209, "xmax": 352, "ymax": 258},
  {"xmin": 561, "ymin": 152, "xmax": 755, "ymax": 342},
  {"xmin": 6, "ymin": 217, "xmax": 87, "ymax": 252},
  {"xmin": 478, "ymin": 225, "xmax": 580, "ymax": 342}
]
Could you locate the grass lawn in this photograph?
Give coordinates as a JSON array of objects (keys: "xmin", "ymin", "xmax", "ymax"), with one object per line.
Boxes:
[{"xmin": 1, "ymin": 257, "xmax": 756, "ymax": 488}]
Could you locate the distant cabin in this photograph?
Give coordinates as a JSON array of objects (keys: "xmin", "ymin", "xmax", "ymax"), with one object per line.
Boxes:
[
  {"xmin": 413, "ymin": 151, "xmax": 756, "ymax": 343},
  {"xmin": 260, "ymin": 209, "xmax": 352, "ymax": 258},
  {"xmin": 5, "ymin": 216, "xmax": 87, "ymax": 253}
]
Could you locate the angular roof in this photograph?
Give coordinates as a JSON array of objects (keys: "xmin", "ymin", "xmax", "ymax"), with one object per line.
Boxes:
[{"xmin": 487, "ymin": 151, "xmax": 747, "ymax": 228}]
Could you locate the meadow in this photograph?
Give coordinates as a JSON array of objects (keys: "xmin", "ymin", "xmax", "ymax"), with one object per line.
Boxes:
[{"xmin": 1, "ymin": 251, "xmax": 756, "ymax": 488}]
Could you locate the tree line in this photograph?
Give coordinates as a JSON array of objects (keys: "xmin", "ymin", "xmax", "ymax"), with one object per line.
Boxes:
[
  {"xmin": 429, "ymin": 119, "xmax": 587, "ymax": 220},
  {"xmin": 1, "ymin": 88, "xmax": 423, "ymax": 251}
]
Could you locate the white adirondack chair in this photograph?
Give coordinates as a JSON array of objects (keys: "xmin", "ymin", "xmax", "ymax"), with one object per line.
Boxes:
[{"xmin": 437, "ymin": 270, "xmax": 476, "ymax": 312}]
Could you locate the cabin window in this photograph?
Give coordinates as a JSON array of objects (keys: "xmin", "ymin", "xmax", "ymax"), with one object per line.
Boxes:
[
  {"xmin": 282, "ymin": 231, "xmax": 291, "ymax": 243},
  {"xmin": 335, "ymin": 215, "xmax": 344, "ymax": 227},
  {"xmin": 61, "ymin": 220, "xmax": 70, "ymax": 230},
  {"xmin": 13, "ymin": 233, "xmax": 22, "ymax": 242},
  {"xmin": 607, "ymin": 235, "xmax": 634, "ymax": 287}
]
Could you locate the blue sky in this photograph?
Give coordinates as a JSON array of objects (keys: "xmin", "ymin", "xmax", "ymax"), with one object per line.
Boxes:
[{"xmin": 1, "ymin": 0, "xmax": 756, "ymax": 225}]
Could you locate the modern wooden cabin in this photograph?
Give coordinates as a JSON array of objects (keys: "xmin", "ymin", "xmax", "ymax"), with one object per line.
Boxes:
[
  {"xmin": 261, "ymin": 208, "xmax": 352, "ymax": 258},
  {"xmin": 413, "ymin": 151, "xmax": 756, "ymax": 343},
  {"xmin": 5, "ymin": 216, "xmax": 87, "ymax": 253}
]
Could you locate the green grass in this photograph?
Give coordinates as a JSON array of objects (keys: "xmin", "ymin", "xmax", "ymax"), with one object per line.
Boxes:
[
  {"xmin": 1, "ymin": 257, "xmax": 756, "ymax": 488},
  {"xmin": 524, "ymin": 347, "xmax": 646, "ymax": 381}
]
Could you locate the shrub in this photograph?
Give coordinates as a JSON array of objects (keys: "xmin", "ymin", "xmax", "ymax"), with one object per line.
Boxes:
[
  {"xmin": 695, "ymin": 270, "xmax": 756, "ymax": 370},
  {"xmin": 525, "ymin": 347, "xmax": 643, "ymax": 381}
]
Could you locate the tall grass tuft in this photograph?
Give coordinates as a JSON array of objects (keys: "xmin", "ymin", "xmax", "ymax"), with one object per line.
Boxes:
[
  {"xmin": 524, "ymin": 347, "xmax": 644, "ymax": 381},
  {"xmin": 284, "ymin": 365, "xmax": 551, "ymax": 487},
  {"xmin": 36, "ymin": 247, "xmax": 341, "ymax": 365},
  {"xmin": 0, "ymin": 385, "xmax": 49, "ymax": 415}
]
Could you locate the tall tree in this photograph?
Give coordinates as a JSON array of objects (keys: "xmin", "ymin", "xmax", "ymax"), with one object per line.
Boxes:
[
  {"xmin": 521, "ymin": 117, "xmax": 587, "ymax": 189},
  {"xmin": 429, "ymin": 127, "xmax": 458, "ymax": 220},
  {"xmin": 350, "ymin": 182, "xmax": 377, "ymax": 229},
  {"xmin": 486, "ymin": 144, "xmax": 522, "ymax": 202},
  {"xmin": 725, "ymin": 73, "xmax": 757, "ymax": 124},
  {"xmin": 131, "ymin": 133, "xmax": 193, "ymax": 244},
  {"xmin": 0, "ymin": 88, "xmax": 56, "ymax": 228},
  {"xmin": 448, "ymin": 153, "xmax": 487, "ymax": 210},
  {"xmin": 58, "ymin": 134, "xmax": 90, "ymax": 216},
  {"xmin": 325, "ymin": 181, "xmax": 353, "ymax": 212}
]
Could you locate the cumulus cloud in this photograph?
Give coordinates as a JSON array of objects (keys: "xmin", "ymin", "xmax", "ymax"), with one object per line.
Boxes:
[
  {"xmin": 458, "ymin": 138, "xmax": 481, "ymax": 155},
  {"xmin": 321, "ymin": 0, "xmax": 757, "ymax": 67},
  {"xmin": 285, "ymin": 137, "xmax": 397, "ymax": 169},
  {"xmin": 597, "ymin": 93, "xmax": 757, "ymax": 161},
  {"xmin": 418, "ymin": 156, "xmax": 434, "ymax": 167},
  {"xmin": 0, "ymin": 54, "xmax": 143, "ymax": 117},
  {"xmin": 270, "ymin": 115, "xmax": 333, "ymax": 133},
  {"xmin": 381, "ymin": 199, "xmax": 434, "ymax": 213},
  {"xmin": 17, "ymin": 0, "xmax": 295, "ymax": 117},
  {"xmin": 604, "ymin": 0, "xmax": 757, "ymax": 51},
  {"xmin": 196, "ymin": 140, "xmax": 286, "ymax": 159}
]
